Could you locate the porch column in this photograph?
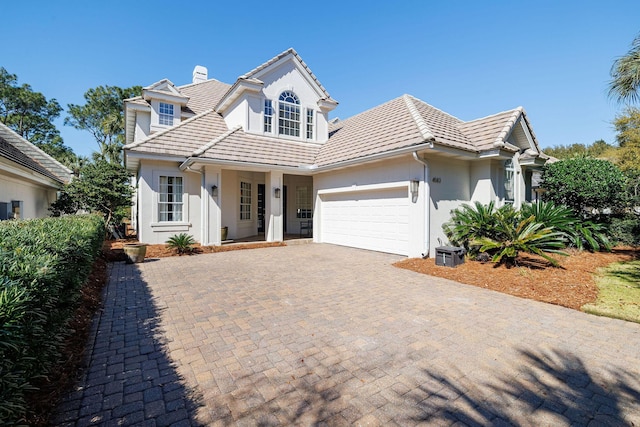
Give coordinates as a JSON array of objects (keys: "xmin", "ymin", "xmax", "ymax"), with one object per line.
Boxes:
[
  {"xmin": 265, "ymin": 171, "xmax": 283, "ymax": 242},
  {"xmin": 203, "ymin": 165, "xmax": 222, "ymax": 245}
]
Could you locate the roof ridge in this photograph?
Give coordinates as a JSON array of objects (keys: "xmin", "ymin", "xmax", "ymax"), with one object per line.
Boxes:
[
  {"xmin": 463, "ymin": 106, "xmax": 523, "ymax": 124},
  {"xmin": 124, "ymin": 108, "xmax": 215, "ymax": 149},
  {"xmin": 405, "ymin": 94, "xmax": 464, "ymax": 123},
  {"xmin": 402, "ymin": 94, "xmax": 435, "ymax": 142},
  {"xmin": 178, "ymin": 77, "xmax": 229, "ymax": 90},
  {"xmin": 192, "ymin": 125, "xmax": 243, "ymax": 156},
  {"xmin": 491, "ymin": 107, "xmax": 523, "ymax": 147}
]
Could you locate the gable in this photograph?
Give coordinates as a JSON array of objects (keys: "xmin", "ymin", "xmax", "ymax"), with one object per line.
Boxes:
[{"xmin": 142, "ymin": 79, "xmax": 189, "ymax": 106}]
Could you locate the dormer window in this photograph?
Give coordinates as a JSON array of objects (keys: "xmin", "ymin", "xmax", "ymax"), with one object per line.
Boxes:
[
  {"xmin": 278, "ymin": 91, "xmax": 300, "ymax": 137},
  {"xmin": 159, "ymin": 102, "xmax": 174, "ymax": 126}
]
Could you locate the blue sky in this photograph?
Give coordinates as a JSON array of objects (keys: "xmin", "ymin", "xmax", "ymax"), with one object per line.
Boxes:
[{"xmin": 1, "ymin": 1, "xmax": 639, "ymax": 158}]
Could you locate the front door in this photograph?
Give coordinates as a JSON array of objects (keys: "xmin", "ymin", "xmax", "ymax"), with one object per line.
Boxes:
[{"xmin": 258, "ymin": 184, "xmax": 265, "ymax": 233}]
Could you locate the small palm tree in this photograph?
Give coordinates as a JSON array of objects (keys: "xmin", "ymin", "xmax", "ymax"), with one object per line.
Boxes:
[
  {"xmin": 521, "ymin": 201, "xmax": 611, "ymax": 251},
  {"xmin": 609, "ymin": 33, "xmax": 640, "ymax": 104},
  {"xmin": 473, "ymin": 215, "xmax": 568, "ymax": 267},
  {"xmin": 444, "ymin": 201, "xmax": 517, "ymax": 255},
  {"xmin": 166, "ymin": 233, "xmax": 196, "ymax": 254}
]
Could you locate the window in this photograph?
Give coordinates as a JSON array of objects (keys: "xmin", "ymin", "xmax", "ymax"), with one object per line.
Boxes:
[
  {"xmin": 240, "ymin": 181, "xmax": 252, "ymax": 220},
  {"xmin": 11, "ymin": 201, "xmax": 22, "ymax": 220},
  {"xmin": 296, "ymin": 186, "xmax": 312, "ymax": 219},
  {"xmin": 264, "ymin": 99, "xmax": 273, "ymax": 133},
  {"xmin": 159, "ymin": 102, "xmax": 174, "ymax": 126},
  {"xmin": 306, "ymin": 109, "xmax": 314, "ymax": 139},
  {"xmin": 504, "ymin": 159, "xmax": 514, "ymax": 203},
  {"xmin": 158, "ymin": 176, "xmax": 183, "ymax": 221},
  {"xmin": 278, "ymin": 91, "xmax": 300, "ymax": 137}
]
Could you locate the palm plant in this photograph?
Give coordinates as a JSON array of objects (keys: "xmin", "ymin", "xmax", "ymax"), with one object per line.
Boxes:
[
  {"xmin": 473, "ymin": 215, "xmax": 568, "ymax": 267},
  {"xmin": 609, "ymin": 33, "xmax": 640, "ymax": 104},
  {"xmin": 444, "ymin": 201, "xmax": 517, "ymax": 255},
  {"xmin": 520, "ymin": 201, "xmax": 611, "ymax": 251},
  {"xmin": 166, "ymin": 233, "xmax": 196, "ymax": 254}
]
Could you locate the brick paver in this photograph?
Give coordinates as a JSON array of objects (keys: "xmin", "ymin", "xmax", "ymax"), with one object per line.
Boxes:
[{"xmin": 54, "ymin": 244, "xmax": 640, "ymax": 426}]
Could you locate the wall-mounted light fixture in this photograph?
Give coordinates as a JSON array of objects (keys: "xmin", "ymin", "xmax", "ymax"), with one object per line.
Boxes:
[
  {"xmin": 410, "ymin": 179, "xmax": 419, "ymax": 203},
  {"xmin": 410, "ymin": 180, "xmax": 419, "ymax": 195},
  {"xmin": 274, "ymin": 187, "xmax": 281, "ymax": 198},
  {"xmin": 211, "ymin": 185, "xmax": 218, "ymax": 197}
]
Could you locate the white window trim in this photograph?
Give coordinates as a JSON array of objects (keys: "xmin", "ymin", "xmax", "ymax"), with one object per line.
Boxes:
[
  {"xmin": 240, "ymin": 180, "xmax": 252, "ymax": 221},
  {"xmin": 305, "ymin": 108, "xmax": 314, "ymax": 140},
  {"xmin": 264, "ymin": 99, "xmax": 273, "ymax": 134},
  {"xmin": 152, "ymin": 171, "xmax": 188, "ymax": 224},
  {"xmin": 159, "ymin": 102, "xmax": 174, "ymax": 126},
  {"xmin": 278, "ymin": 91, "xmax": 301, "ymax": 138}
]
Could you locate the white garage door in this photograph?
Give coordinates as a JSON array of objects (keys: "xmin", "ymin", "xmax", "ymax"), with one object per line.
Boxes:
[{"xmin": 319, "ymin": 187, "xmax": 410, "ymax": 255}]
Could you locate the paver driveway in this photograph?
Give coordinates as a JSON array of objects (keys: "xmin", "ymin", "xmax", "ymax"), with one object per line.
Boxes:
[{"xmin": 55, "ymin": 244, "xmax": 640, "ymax": 426}]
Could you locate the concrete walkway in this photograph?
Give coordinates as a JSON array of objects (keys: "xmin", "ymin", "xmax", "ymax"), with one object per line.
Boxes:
[{"xmin": 54, "ymin": 244, "xmax": 640, "ymax": 426}]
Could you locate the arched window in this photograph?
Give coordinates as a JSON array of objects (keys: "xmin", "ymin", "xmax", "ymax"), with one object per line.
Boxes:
[{"xmin": 278, "ymin": 91, "xmax": 300, "ymax": 137}]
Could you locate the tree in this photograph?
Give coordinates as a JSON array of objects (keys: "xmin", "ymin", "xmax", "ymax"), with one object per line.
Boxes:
[
  {"xmin": 543, "ymin": 140, "xmax": 617, "ymax": 160},
  {"xmin": 609, "ymin": 33, "xmax": 640, "ymax": 104},
  {"xmin": 0, "ymin": 67, "xmax": 74, "ymax": 161},
  {"xmin": 50, "ymin": 159, "xmax": 133, "ymax": 228},
  {"xmin": 65, "ymin": 85, "xmax": 141, "ymax": 164},
  {"xmin": 541, "ymin": 157, "xmax": 627, "ymax": 216}
]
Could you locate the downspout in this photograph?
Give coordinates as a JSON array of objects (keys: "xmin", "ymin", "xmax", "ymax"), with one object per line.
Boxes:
[
  {"xmin": 412, "ymin": 151, "xmax": 430, "ymax": 258},
  {"xmin": 184, "ymin": 165, "xmax": 207, "ymax": 245}
]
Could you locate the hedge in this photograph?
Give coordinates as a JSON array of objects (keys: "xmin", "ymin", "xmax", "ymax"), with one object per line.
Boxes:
[{"xmin": 0, "ymin": 215, "xmax": 104, "ymax": 425}]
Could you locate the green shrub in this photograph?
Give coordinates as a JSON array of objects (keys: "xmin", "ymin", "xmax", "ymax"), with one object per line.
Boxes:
[
  {"xmin": 520, "ymin": 201, "xmax": 611, "ymax": 251},
  {"xmin": 473, "ymin": 214, "xmax": 568, "ymax": 267},
  {"xmin": 443, "ymin": 201, "xmax": 518, "ymax": 255},
  {"xmin": 607, "ymin": 214, "xmax": 640, "ymax": 246},
  {"xmin": 0, "ymin": 215, "xmax": 104, "ymax": 423},
  {"xmin": 166, "ymin": 233, "xmax": 196, "ymax": 254}
]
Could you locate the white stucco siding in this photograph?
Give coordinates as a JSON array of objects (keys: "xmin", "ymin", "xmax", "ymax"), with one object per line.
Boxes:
[
  {"xmin": 223, "ymin": 98, "xmax": 248, "ymax": 130},
  {"xmin": 247, "ymin": 95, "xmax": 262, "ymax": 134},
  {"xmin": 135, "ymin": 112, "xmax": 151, "ymax": 141},
  {"xmin": 136, "ymin": 160, "xmax": 199, "ymax": 244},
  {"xmin": 0, "ymin": 171, "xmax": 58, "ymax": 219},
  {"xmin": 470, "ymin": 161, "xmax": 496, "ymax": 204},
  {"xmin": 422, "ymin": 157, "xmax": 471, "ymax": 254}
]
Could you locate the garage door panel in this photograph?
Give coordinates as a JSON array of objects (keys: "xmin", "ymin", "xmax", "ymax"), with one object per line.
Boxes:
[{"xmin": 320, "ymin": 187, "xmax": 409, "ymax": 255}]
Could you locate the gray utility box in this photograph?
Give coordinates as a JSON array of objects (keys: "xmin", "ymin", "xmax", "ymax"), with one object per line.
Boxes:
[{"xmin": 435, "ymin": 246, "xmax": 465, "ymax": 267}]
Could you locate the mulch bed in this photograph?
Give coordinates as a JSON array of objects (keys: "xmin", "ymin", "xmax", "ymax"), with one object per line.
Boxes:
[{"xmin": 395, "ymin": 248, "xmax": 640, "ymax": 310}]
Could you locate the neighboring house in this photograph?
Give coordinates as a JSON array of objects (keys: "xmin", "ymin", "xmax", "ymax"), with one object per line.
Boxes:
[
  {"xmin": 124, "ymin": 48, "xmax": 548, "ymax": 257},
  {"xmin": 0, "ymin": 122, "xmax": 72, "ymax": 220}
]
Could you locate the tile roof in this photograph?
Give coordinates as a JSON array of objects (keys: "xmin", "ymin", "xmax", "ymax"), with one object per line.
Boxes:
[
  {"xmin": 0, "ymin": 122, "xmax": 72, "ymax": 184},
  {"xmin": 458, "ymin": 107, "xmax": 524, "ymax": 151},
  {"xmin": 126, "ymin": 72, "xmax": 536, "ymax": 170},
  {"xmin": 125, "ymin": 79, "xmax": 231, "ymax": 115},
  {"xmin": 127, "ymin": 91, "xmax": 533, "ymax": 169}
]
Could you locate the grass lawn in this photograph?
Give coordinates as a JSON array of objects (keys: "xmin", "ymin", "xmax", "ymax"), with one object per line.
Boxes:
[{"xmin": 582, "ymin": 260, "xmax": 640, "ymax": 323}]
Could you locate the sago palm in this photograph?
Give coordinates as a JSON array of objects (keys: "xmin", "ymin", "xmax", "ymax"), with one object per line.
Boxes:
[
  {"xmin": 472, "ymin": 215, "xmax": 568, "ymax": 267},
  {"xmin": 166, "ymin": 233, "xmax": 196, "ymax": 254}
]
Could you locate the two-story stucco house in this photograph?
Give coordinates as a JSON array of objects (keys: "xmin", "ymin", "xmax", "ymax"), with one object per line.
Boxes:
[
  {"xmin": 0, "ymin": 122, "xmax": 72, "ymax": 220},
  {"xmin": 124, "ymin": 48, "xmax": 547, "ymax": 258}
]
